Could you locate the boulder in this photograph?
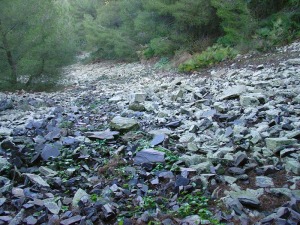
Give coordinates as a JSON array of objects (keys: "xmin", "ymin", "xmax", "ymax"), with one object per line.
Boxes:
[
  {"xmin": 110, "ymin": 116, "xmax": 139, "ymax": 132},
  {"xmin": 265, "ymin": 138, "xmax": 297, "ymax": 152}
]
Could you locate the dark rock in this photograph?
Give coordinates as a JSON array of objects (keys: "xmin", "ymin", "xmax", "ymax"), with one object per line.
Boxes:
[
  {"xmin": 166, "ymin": 121, "xmax": 181, "ymax": 128},
  {"xmin": 60, "ymin": 215, "xmax": 82, "ymax": 225},
  {"xmin": 134, "ymin": 149, "xmax": 165, "ymax": 164},
  {"xmin": 101, "ymin": 203, "xmax": 115, "ymax": 221},
  {"xmin": 175, "ymin": 176, "xmax": 189, "ymax": 187},
  {"xmin": 228, "ymin": 167, "xmax": 245, "ymax": 175},
  {"xmin": 150, "ymin": 134, "xmax": 165, "ymax": 147},
  {"xmin": 0, "ymin": 99, "xmax": 13, "ymax": 111},
  {"xmin": 25, "ymin": 216, "xmax": 37, "ymax": 225},
  {"xmin": 41, "ymin": 144, "xmax": 60, "ymax": 161},
  {"xmin": 234, "ymin": 152, "xmax": 248, "ymax": 167}
]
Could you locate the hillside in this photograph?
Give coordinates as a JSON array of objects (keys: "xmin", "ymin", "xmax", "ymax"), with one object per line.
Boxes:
[{"xmin": 0, "ymin": 42, "xmax": 300, "ymax": 224}]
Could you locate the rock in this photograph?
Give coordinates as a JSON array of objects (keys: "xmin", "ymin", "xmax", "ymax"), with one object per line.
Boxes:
[
  {"xmin": 265, "ymin": 138, "xmax": 297, "ymax": 152},
  {"xmin": 180, "ymin": 215, "xmax": 201, "ymax": 225},
  {"xmin": 134, "ymin": 149, "xmax": 165, "ymax": 164},
  {"xmin": 128, "ymin": 103, "xmax": 146, "ymax": 111},
  {"xmin": 101, "ymin": 203, "xmax": 115, "ymax": 220},
  {"xmin": 72, "ymin": 188, "xmax": 89, "ymax": 208},
  {"xmin": 8, "ymin": 209, "xmax": 25, "ymax": 225},
  {"xmin": 175, "ymin": 176, "xmax": 190, "ymax": 187},
  {"xmin": 44, "ymin": 201, "xmax": 60, "ymax": 214},
  {"xmin": 255, "ymin": 176, "xmax": 274, "ymax": 188},
  {"xmin": 0, "ymin": 99, "xmax": 13, "ymax": 111},
  {"xmin": 0, "ymin": 176, "xmax": 12, "ymax": 194},
  {"xmin": 150, "ymin": 134, "xmax": 165, "ymax": 147},
  {"xmin": 108, "ymin": 96, "xmax": 122, "ymax": 102},
  {"xmin": 234, "ymin": 152, "xmax": 248, "ymax": 167},
  {"xmin": 229, "ymin": 190, "xmax": 260, "ymax": 208},
  {"xmin": 219, "ymin": 85, "xmax": 247, "ymax": 100},
  {"xmin": 240, "ymin": 93, "xmax": 265, "ymax": 107},
  {"xmin": 287, "ymin": 58, "xmax": 300, "ymax": 65},
  {"xmin": 41, "ymin": 144, "xmax": 61, "ymax": 161},
  {"xmin": 191, "ymin": 161, "xmax": 212, "ymax": 174},
  {"xmin": 0, "ymin": 157, "xmax": 11, "ymax": 172},
  {"xmin": 24, "ymin": 173, "xmax": 50, "ymax": 187},
  {"xmin": 39, "ymin": 167, "xmax": 58, "ymax": 177},
  {"xmin": 285, "ymin": 160, "xmax": 300, "ymax": 174},
  {"xmin": 110, "ymin": 116, "xmax": 139, "ymax": 132},
  {"xmin": 0, "ymin": 127, "xmax": 12, "ymax": 136},
  {"xmin": 228, "ymin": 167, "xmax": 245, "ymax": 175},
  {"xmin": 0, "ymin": 198, "xmax": 6, "ymax": 206},
  {"xmin": 85, "ymin": 130, "xmax": 119, "ymax": 140},
  {"xmin": 179, "ymin": 133, "xmax": 196, "ymax": 143},
  {"xmin": 131, "ymin": 92, "xmax": 146, "ymax": 103},
  {"xmin": 24, "ymin": 216, "xmax": 37, "ymax": 225},
  {"xmin": 60, "ymin": 215, "xmax": 82, "ymax": 225}
]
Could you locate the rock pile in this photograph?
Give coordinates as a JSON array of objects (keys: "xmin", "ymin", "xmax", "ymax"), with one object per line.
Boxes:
[{"xmin": 0, "ymin": 43, "xmax": 300, "ymax": 224}]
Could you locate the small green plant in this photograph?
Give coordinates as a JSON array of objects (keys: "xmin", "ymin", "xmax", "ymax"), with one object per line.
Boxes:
[
  {"xmin": 175, "ymin": 192, "xmax": 222, "ymax": 225},
  {"xmin": 179, "ymin": 44, "xmax": 238, "ymax": 72},
  {"xmin": 59, "ymin": 121, "xmax": 74, "ymax": 129}
]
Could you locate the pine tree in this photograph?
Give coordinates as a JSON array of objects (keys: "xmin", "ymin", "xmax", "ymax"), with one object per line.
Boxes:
[{"xmin": 0, "ymin": 0, "xmax": 76, "ymax": 90}]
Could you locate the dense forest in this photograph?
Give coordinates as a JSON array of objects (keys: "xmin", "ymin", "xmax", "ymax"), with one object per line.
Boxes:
[{"xmin": 0, "ymin": 0, "xmax": 299, "ymax": 90}]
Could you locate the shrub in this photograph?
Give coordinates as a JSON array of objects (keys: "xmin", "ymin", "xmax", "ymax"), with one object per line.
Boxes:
[{"xmin": 179, "ymin": 44, "xmax": 238, "ymax": 72}]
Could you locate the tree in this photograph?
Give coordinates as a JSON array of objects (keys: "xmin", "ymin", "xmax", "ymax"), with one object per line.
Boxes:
[{"xmin": 0, "ymin": 0, "xmax": 76, "ymax": 90}]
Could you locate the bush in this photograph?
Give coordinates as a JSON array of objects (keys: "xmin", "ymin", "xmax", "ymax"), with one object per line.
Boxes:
[
  {"xmin": 179, "ymin": 44, "xmax": 238, "ymax": 72},
  {"xmin": 143, "ymin": 37, "xmax": 176, "ymax": 59}
]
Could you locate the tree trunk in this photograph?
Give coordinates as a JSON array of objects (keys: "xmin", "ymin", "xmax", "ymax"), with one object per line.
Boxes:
[
  {"xmin": 26, "ymin": 59, "xmax": 45, "ymax": 87},
  {"xmin": 0, "ymin": 20, "xmax": 18, "ymax": 84}
]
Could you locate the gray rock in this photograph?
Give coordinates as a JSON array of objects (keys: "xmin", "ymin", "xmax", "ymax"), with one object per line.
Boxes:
[
  {"xmin": 8, "ymin": 209, "xmax": 25, "ymax": 225},
  {"xmin": 0, "ymin": 127, "xmax": 12, "ymax": 136},
  {"xmin": 85, "ymin": 130, "xmax": 119, "ymax": 140},
  {"xmin": 265, "ymin": 138, "xmax": 297, "ymax": 152},
  {"xmin": 179, "ymin": 155, "xmax": 205, "ymax": 166},
  {"xmin": 0, "ymin": 99, "xmax": 13, "ymax": 111},
  {"xmin": 285, "ymin": 160, "xmax": 300, "ymax": 174},
  {"xmin": 287, "ymin": 58, "xmax": 300, "ymax": 65},
  {"xmin": 229, "ymin": 190, "xmax": 260, "ymax": 208},
  {"xmin": 44, "ymin": 201, "xmax": 60, "ymax": 214},
  {"xmin": 131, "ymin": 92, "xmax": 146, "ymax": 103},
  {"xmin": 0, "ymin": 157, "xmax": 11, "ymax": 172},
  {"xmin": 60, "ymin": 215, "xmax": 82, "ymax": 225},
  {"xmin": 180, "ymin": 215, "xmax": 201, "ymax": 225},
  {"xmin": 24, "ymin": 173, "xmax": 50, "ymax": 187},
  {"xmin": 39, "ymin": 167, "xmax": 58, "ymax": 177},
  {"xmin": 240, "ymin": 95, "xmax": 260, "ymax": 107},
  {"xmin": 72, "ymin": 188, "xmax": 89, "ymax": 208},
  {"xmin": 270, "ymin": 188, "xmax": 292, "ymax": 198},
  {"xmin": 191, "ymin": 161, "xmax": 213, "ymax": 174},
  {"xmin": 110, "ymin": 116, "xmax": 139, "ymax": 132},
  {"xmin": 134, "ymin": 149, "xmax": 165, "ymax": 164},
  {"xmin": 128, "ymin": 102, "xmax": 146, "ymax": 111},
  {"xmin": 0, "ymin": 176, "xmax": 12, "ymax": 194},
  {"xmin": 25, "ymin": 216, "xmax": 37, "ymax": 225},
  {"xmin": 219, "ymin": 85, "xmax": 247, "ymax": 100},
  {"xmin": 41, "ymin": 144, "xmax": 61, "ymax": 161},
  {"xmin": 150, "ymin": 134, "xmax": 165, "ymax": 147},
  {"xmin": 255, "ymin": 176, "xmax": 274, "ymax": 188}
]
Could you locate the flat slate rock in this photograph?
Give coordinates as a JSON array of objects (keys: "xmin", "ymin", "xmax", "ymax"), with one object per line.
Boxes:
[
  {"xmin": 24, "ymin": 173, "xmax": 50, "ymax": 187},
  {"xmin": 134, "ymin": 149, "xmax": 165, "ymax": 164},
  {"xmin": 150, "ymin": 134, "xmax": 165, "ymax": 147},
  {"xmin": 85, "ymin": 130, "xmax": 119, "ymax": 140},
  {"xmin": 41, "ymin": 144, "xmax": 61, "ymax": 161},
  {"xmin": 229, "ymin": 190, "xmax": 260, "ymax": 208},
  {"xmin": 60, "ymin": 215, "xmax": 82, "ymax": 225}
]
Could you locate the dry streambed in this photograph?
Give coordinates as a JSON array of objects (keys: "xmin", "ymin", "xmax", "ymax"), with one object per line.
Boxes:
[{"xmin": 0, "ymin": 43, "xmax": 300, "ymax": 225}]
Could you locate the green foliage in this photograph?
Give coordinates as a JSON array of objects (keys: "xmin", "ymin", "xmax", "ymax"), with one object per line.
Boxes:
[
  {"xmin": 179, "ymin": 44, "xmax": 238, "ymax": 72},
  {"xmin": 0, "ymin": 0, "xmax": 76, "ymax": 91},
  {"xmin": 175, "ymin": 192, "xmax": 222, "ymax": 225},
  {"xmin": 211, "ymin": 0, "xmax": 255, "ymax": 46}
]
